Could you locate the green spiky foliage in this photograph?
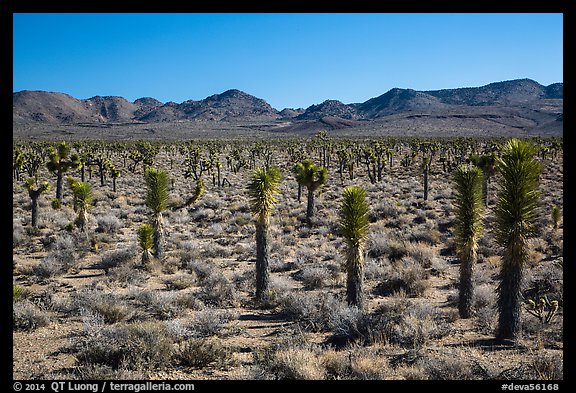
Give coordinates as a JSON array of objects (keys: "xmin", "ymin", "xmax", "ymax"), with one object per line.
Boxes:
[
  {"xmin": 551, "ymin": 205, "xmax": 561, "ymax": 229},
  {"xmin": 137, "ymin": 223, "xmax": 154, "ymax": 266},
  {"xmin": 68, "ymin": 178, "xmax": 93, "ymax": 232},
  {"xmin": 453, "ymin": 165, "xmax": 484, "ymax": 318},
  {"xmin": 184, "ymin": 179, "xmax": 205, "ymax": 207},
  {"xmin": 470, "ymin": 152, "xmax": 498, "ymax": 206},
  {"xmin": 293, "ymin": 159, "xmax": 328, "ymax": 224},
  {"xmin": 46, "ymin": 142, "xmax": 81, "ymax": 201},
  {"xmin": 247, "ymin": 166, "xmax": 282, "ymax": 301},
  {"xmin": 23, "ymin": 178, "xmax": 51, "ymax": 228},
  {"xmin": 494, "ymin": 139, "xmax": 541, "ymax": 341},
  {"xmin": 339, "ymin": 186, "xmax": 369, "ymax": 308},
  {"xmin": 144, "ymin": 167, "xmax": 169, "ymax": 259}
]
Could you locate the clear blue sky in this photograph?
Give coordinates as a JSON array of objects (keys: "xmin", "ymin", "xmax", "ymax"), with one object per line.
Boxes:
[{"xmin": 13, "ymin": 13, "xmax": 563, "ymax": 110}]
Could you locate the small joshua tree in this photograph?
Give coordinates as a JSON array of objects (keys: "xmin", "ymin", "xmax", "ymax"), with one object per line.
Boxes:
[
  {"xmin": 551, "ymin": 205, "xmax": 561, "ymax": 229},
  {"xmin": 184, "ymin": 179, "xmax": 205, "ymax": 207},
  {"xmin": 23, "ymin": 178, "xmax": 51, "ymax": 228},
  {"xmin": 69, "ymin": 178, "xmax": 93, "ymax": 233},
  {"xmin": 453, "ymin": 164, "xmax": 484, "ymax": 318},
  {"xmin": 144, "ymin": 167, "xmax": 169, "ymax": 260},
  {"xmin": 339, "ymin": 186, "xmax": 369, "ymax": 309},
  {"xmin": 247, "ymin": 166, "xmax": 282, "ymax": 302},
  {"xmin": 137, "ymin": 223, "xmax": 154, "ymax": 266},
  {"xmin": 293, "ymin": 159, "xmax": 328, "ymax": 224}
]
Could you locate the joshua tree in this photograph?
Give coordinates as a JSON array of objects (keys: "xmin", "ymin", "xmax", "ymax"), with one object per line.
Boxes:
[
  {"xmin": 453, "ymin": 164, "xmax": 484, "ymax": 318},
  {"xmin": 495, "ymin": 139, "xmax": 541, "ymax": 341},
  {"xmin": 339, "ymin": 186, "xmax": 370, "ymax": 309},
  {"xmin": 46, "ymin": 142, "xmax": 81, "ymax": 201},
  {"xmin": 137, "ymin": 223, "xmax": 154, "ymax": 266},
  {"xmin": 247, "ymin": 166, "xmax": 282, "ymax": 302},
  {"xmin": 144, "ymin": 167, "xmax": 169, "ymax": 260},
  {"xmin": 470, "ymin": 152, "xmax": 498, "ymax": 206},
  {"xmin": 110, "ymin": 165, "xmax": 121, "ymax": 193},
  {"xmin": 293, "ymin": 159, "xmax": 328, "ymax": 224},
  {"xmin": 23, "ymin": 178, "xmax": 51, "ymax": 228},
  {"xmin": 69, "ymin": 178, "xmax": 93, "ymax": 232},
  {"xmin": 551, "ymin": 204, "xmax": 561, "ymax": 229}
]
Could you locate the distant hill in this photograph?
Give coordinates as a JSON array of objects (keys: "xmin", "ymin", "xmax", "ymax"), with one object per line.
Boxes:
[{"xmin": 13, "ymin": 79, "xmax": 562, "ymax": 137}]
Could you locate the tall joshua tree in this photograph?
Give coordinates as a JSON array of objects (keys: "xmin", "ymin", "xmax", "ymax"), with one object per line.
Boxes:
[
  {"xmin": 23, "ymin": 178, "xmax": 50, "ymax": 228},
  {"xmin": 495, "ymin": 139, "xmax": 541, "ymax": 341},
  {"xmin": 294, "ymin": 159, "xmax": 328, "ymax": 224},
  {"xmin": 339, "ymin": 186, "xmax": 369, "ymax": 309},
  {"xmin": 46, "ymin": 142, "xmax": 81, "ymax": 201},
  {"xmin": 453, "ymin": 165, "xmax": 484, "ymax": 318},
  {"xmin": 144, "ymin": 167, "xmax": 169, "ymax": 260},
  {"xmin": 247, "ymin": 166, "xmax": 282, "ymax": 302}
]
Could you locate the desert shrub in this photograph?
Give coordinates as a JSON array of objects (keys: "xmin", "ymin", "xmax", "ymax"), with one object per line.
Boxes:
[
  {"xmin": 279, "ymin": 291, "xmax": 353, "ymax": 333},
  {"xmin": 137, "ymin": 290, "xmax": 185, "ymax": 320},
  {"xmin": 186, "ymin": 260, "xmax": 216, "ymax": 282},
  {"xmin": 74, "ymin": 364, "xmax": 146, "ymax": 380},
  {"xmin": 374, "ymin": 256, "xmax": 430, "ymax": 297},
  {"xmin": 164, "ymin": 273, "xmax": 196, "ymax": 290},
  {"xmin": 177, "ymin": 338, "xmax": 235, "ymax": 369},
  {"xmin": 73, "ymin": 289, "xmax": 135, "ymax": 324},
  {"xmin": 202, "ymin": 242, "xmax": 233, "ymax": 258},
  {"xmin": 13, "ymin": 219, "xmax": 26, "ymax": 248},
  {"xmin": 13, "ymin": 300, "xmax": 50, "ymax": 331},
  {"xmin": 96, "ymin": 214, "xmax": 122, "ymax": 233},
  {"xmin": 523, "ymin": 261, "xmax": 563, "ymax": 305},
  {"xmin": 406, "ymin": 241, "xmax": 437, "ymax": 269},
  {"xmin": 253, "ymin": 345, "xmax": 325, "ymax": 380},
  {"xmin": 419, "ymin": 355, "xmax": 478, "ymax": 380},
  {"xmin": 190, "ymin": 308, "xmax": 238, "ymax": 337},
  {"xmin": 296, "ymin": 266, "xmax": 332, "ymax": 290},
  {"xmin": 99, "ymin": 247, "xmax": 136, "ymax": 273},
  {"xmin": 13, "ymin": 284, "xmax": 29, "ymax": 301},
  {"xmin": 474, "ymin": 285, "xmax": 498, "ymax": 335},
  {"xmin": 196, "ymin": 271, "xmax": 238, "ymax": 307},
  {"xmin": 527, "ymin": 352, "xmax": 563, "ymax": 380},
  {"xmin": 35, "ymin": 233, "xmax": 79, "ymax": 277},
  {"xmin": 330, "ymin": 300, "xmax": 450, "ymax": 349},
  {"xmin": 106, "ymin": 262, "xmax": 147, "ymax": 287},
  {"xmin": 34, "ymin": 255, "xmax": 65, "ymax": 278},
  {"xmin": 75, "ymin": 321, "xmax": 173, "ymax": 371},
  {"xmin": 363, "ymin": 258, "xmax": 388, "ymax": 281},
  {"xmin": 350, "ymin": 354, "xmax": 390, "ymax": 380}
]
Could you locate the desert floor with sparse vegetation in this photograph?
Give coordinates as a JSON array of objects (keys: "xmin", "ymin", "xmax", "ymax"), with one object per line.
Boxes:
[{"xmin": 12, "ymin": 135, "xmax": 563, "ymax": 381}]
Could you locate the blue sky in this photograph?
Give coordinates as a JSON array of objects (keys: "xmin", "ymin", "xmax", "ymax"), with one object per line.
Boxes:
[{"xmin": 13, "ymin": 13, "xmax": 563, "ymax": 110}]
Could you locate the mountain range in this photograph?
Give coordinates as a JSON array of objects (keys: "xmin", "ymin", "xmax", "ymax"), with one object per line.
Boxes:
[{"xmin": 13, "ymin": 78, "xmax": 563, "ymax": 136}]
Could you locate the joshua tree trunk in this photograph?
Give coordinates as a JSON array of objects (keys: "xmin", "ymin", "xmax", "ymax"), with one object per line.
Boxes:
[
  {"xmin": 423, "ymin": 169, "xmax": 429, "ymax": 201},
  {"xmin": 255, "ymin": 220, "xmax": 270, "ymax": 301},
  {"xmin": 30, "ymin": 195, "xmax": 39, "ymax": 228},
  {"xmin": 56, "ymin": 172, "xmax": 64, "ymax": 200},
  {"xmin": 306, "ymin": 189, "xmax": 315, "ymax": 224},
  {"xmin": 152, "ymin": 213, "xmax": 165, "ymax": 259},
  {"xmin": 346, "ymin": 244, "xmax": 364, "ymax": 309},
  {"xmin": 497, "ymin": 242, "xmax": 525, "ymax": 340},
  {"xmin": 297, "ymin": 184, "xmax": 302, "ymax": 203},
  {"xmin": 458, "ymin": 241, "xmax": 476, "ymax": 318}
]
